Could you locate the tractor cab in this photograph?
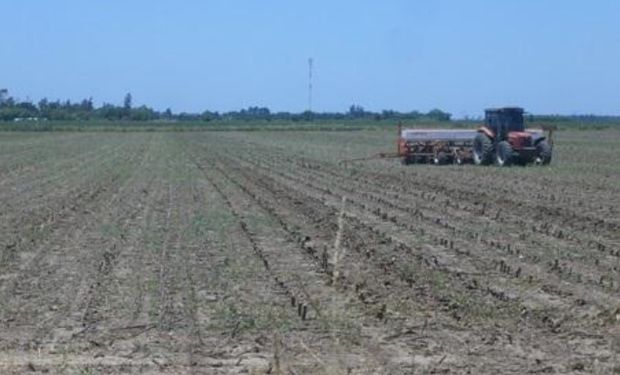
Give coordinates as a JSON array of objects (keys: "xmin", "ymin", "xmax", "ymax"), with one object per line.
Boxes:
[
  {"xmin": 485, "ymin": 107, "xmax": 525, "ymax": 132},
  {"xmin": 483, "ymin": 107, "xmax": 531, "ymax": 147},
  {"xmin": 473, "ymin": 107, "xmax": 552, "ymax": 166}
]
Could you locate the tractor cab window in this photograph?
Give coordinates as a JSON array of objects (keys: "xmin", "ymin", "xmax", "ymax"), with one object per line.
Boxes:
[
  {"xmin": 485, "ymin": 109, "xmax": 525, "ymax": 134},
  {"xmin": 505, "ymin": 112, "xmax": 525, "ymax": 132}
]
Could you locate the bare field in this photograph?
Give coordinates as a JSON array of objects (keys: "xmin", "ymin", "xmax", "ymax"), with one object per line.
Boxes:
[{"xmin": 0, "ymin": 130, "xmax": 619, "ymax": 374}]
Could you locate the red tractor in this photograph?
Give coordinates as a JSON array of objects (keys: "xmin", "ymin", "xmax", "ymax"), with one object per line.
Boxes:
[{"xmin": 473, "ymin": 107, "xmax": 553, "ymax": 166}]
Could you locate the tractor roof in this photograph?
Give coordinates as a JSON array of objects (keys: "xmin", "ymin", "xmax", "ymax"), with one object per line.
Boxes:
[{"xmin": 485, "ymin": 107, "xmax": 524, "ymax": 114}]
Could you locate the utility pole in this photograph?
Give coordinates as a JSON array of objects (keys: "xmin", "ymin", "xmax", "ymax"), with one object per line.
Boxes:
[{"xmin": 308, "ymin": 58, "xmax": 313, "ymax": 112}]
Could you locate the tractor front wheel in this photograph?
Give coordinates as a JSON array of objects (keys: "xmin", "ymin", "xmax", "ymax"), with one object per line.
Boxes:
[
  {"xmin": 495, "ymin": 141, "xmax": 513, "ymax": 166},
  {"xmin": 536, "ymin": 140, "xmax": 552, "ymax": 165},
  {"xmin": 473, "ymin": 133, "xmax": 493, "ymax": 165}
]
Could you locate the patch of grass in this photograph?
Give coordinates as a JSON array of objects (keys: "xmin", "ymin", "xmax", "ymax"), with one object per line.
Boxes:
[{"xmin": 211, "ymin": 300, "xmax": 295, "ymax": 334}]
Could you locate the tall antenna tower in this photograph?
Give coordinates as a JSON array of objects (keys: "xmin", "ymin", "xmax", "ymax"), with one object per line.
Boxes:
[{"xmin": 308, "ymin": 58, "xmax": 313, "ymax": 112}]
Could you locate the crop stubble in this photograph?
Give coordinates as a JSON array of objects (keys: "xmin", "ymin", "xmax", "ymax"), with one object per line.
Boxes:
[{"xmin": 0, "ymin": 130, "xmax": 618, "ymax": 374}]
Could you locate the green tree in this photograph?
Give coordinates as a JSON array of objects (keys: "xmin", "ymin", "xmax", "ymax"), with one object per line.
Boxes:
[
  {"xmin": 163, "ymin": 108, "xmax": 173, "ymax": 119},
  {"xmin": 426, "ymin": 109, "xmax": 451, "ymax": 121},
  {"xmin": 348, "ymin": 104, "xmax": 366, "ymax": 118},
  {"xmin": 123, "ymin": 93, "xmax": 132, "ymax": 110},
  {"xmin": 121, "ymin": 93, "xmax": 132, "ymax": 120},
  {"xmin": 0, "ymin": 89, "xmax": 8, "ymax": 106}
]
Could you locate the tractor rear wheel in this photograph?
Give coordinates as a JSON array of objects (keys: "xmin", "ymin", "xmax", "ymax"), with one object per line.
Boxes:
[
  {"xmin": 536, "ymin": 140, "xmax": 552, "ymax": 165},
  {"xmin": 495, "ymin": 141, "xmax": 513, "ymax": 166},
  {"xmin": 473, "ymin": 133, "xmax": 493, "ymax": 165}
]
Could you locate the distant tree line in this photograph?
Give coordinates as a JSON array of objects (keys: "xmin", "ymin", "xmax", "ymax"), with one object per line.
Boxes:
[
  {"xmin": 528, "ymin": 114, "xmax": 620, "ymax": 124},
  {"xmin": 5, "ymin": 88, "xmax": 617, "ymax": 124},
  {"xmin": 0, "ymin": 89, "xmax": 455, "ymax": 123},
  {"xmin": 0, "ymin": 90, "xmax": 159, "ymax": 122}
]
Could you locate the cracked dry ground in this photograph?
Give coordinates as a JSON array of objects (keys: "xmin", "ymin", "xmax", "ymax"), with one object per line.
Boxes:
[{"xmin": 0, "ymin": 130, "xmax": 619, "ymax": 374}]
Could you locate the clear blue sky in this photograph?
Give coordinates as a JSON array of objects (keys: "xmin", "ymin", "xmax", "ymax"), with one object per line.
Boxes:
[{"xmin": 2, "ymin": 0, "xmax": 619, "ymax": 117}]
